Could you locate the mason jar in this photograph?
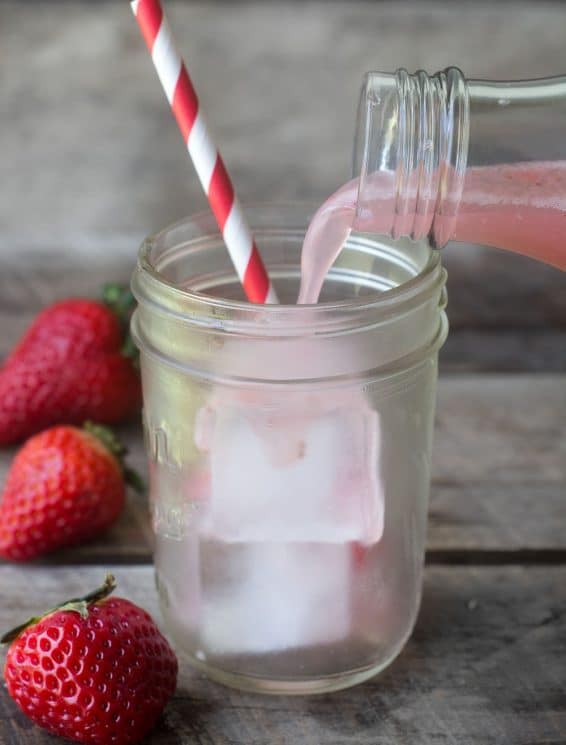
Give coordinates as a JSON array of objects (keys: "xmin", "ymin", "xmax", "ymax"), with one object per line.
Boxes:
[{"xmin": 131, "ymin": 203, "xmax": 447, "ymax": 694}]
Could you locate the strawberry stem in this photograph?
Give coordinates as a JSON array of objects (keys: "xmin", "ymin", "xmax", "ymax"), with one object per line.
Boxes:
[
  {"xmin": 101, "ymin": 284, "xmax": 136, "ymax": 326},
  {"xmin": 121, "ymin": 335, "xmax": 139, "ymax": 365},
  {"xmin": 101, "ymin": 283, "xmax": 140, "ymax": 366},
  {"xmin": 123, "ymin": 465, "xmax": 146, "ymax": 495},
  {"xmin": 84, "ymin": 421, "xmax": 126, "ymax": 458},
  {"xmin": 83, "ymin": 422, "xmax": 146, "ymax": 495},
  {"xmin": 1, "ymin": 574, "xmax": 117, "ymax": 645}
]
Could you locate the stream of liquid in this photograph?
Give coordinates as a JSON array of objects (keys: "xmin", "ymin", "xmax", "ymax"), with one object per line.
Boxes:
[{"xmin": 299, "ymin": 161, "xmax": 566, "ymax": 303}]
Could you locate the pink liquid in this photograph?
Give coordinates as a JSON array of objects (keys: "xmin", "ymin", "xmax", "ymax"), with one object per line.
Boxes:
[{"xmin": 299, "ymin": 161, "xmax": 566, "ymax": 304}]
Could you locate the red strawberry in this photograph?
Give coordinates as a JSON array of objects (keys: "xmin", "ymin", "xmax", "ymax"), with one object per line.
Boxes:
[
  {"xmin": 4, "ymin": 299, "xmax": 123, "ymax": 369},
  {"xmin": 0, "ymin": 285, "xmax": 141, "ymax": 446},
  {"xmin": 2, "ymin": 575, "xmax": 178, "ymax": 745},
  {"xmin": 0, "ymin": 424, "xmax": 142, "ymax": 561},
  {"xmin": 0, "ymin": 356, "xmax": 141, "ymax": 445}
]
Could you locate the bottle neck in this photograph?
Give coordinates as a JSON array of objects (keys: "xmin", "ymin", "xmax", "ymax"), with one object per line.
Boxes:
[
  {"xmin": 354, "ymin": 68, "xmax": 566, "ymax": 248},
  {"xmin": 354, "ymin": 67, "xmax": 469, "ymax": 248}
]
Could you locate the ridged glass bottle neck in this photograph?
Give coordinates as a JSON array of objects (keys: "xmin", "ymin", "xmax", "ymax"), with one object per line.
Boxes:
[
  {"xmin": 354, "ymin": 68, "xmax": 566, "ymax": 248},
  {"xmin": 354, "ymin": 67, "xmax": 470, "ymax": 248}
]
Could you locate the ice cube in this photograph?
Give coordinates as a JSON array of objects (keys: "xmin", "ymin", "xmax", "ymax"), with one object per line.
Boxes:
[
  {"xmin": 196, "ymin": 394, "xmax": 383, "ymax": 545},
  {"xmin": 199, "ymin": 541, "xmax": 352, "ymax": 654}
]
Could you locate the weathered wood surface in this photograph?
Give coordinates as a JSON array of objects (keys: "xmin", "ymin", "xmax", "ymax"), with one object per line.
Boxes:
[
  {"xmin": 439, "ymin": 331, "xmax": 566, "ymax": 374},
  {"xmin": 0, "ymin": 376, "xmax": 564, "ymax": 564},
  {"xmin": 3, "ymin": 1, "xmax": 566, "ymax": 245},
  {"xmin": 1, "ymin": 564, "xmax": 565, "ymax": 745},
  {"xmin": 1, "ymin": 259, "xmax": 565, "ymax": 374}
]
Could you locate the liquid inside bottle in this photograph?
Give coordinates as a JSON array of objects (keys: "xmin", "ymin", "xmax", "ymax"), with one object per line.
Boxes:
[{"xmin": 299, "ymin": 69, "xmax": 566, "ymax": 304}]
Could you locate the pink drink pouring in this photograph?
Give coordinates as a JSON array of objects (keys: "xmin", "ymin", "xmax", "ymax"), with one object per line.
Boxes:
[
  {"xmin": 300, "ymin": 69, "xmax": 566, "ymax": 303},
  {"xmin": 454, "ymin": 162, "xmax": 566, "ymax": 268},
  {"xmin": 136, "ymin": 67, "xmax": 566, "ymax": 694},
  {"xmin": 300, "ymin": 161, "xmax": 566, "ymax": 304}
]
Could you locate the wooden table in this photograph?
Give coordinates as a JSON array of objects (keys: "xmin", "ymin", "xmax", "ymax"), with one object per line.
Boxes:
[
  {"xmin": 1, "ymin": 372, "xmax": 565, "ymax": 744},
  {"xmin": 1, "ymin": 2, "xmax": 566, "ymax": 742},
  {"xmin": 0, "ymin": 375, "xmax": 566, "ymax": 745}
]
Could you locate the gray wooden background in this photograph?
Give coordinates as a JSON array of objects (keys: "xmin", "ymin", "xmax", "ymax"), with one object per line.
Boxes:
[{"xmin": 1, "ymin": 0, "xmax": 565, "ymax": 372}]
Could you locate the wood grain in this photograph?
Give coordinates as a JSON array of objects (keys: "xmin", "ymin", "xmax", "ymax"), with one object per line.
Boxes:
[
  {"xmin": 433, "ymin": 376, "xmax": 566, "ymax": 487},
  {"xmin": 0, "ymin": 376, "xmax": 563, "ymax": 564},
  {"xmin": 0, "ymin": 254, "xmax": 564, "ymax": 375},
  {"xmin": 3, "ymin": 1, "xmax": 566, "ymax": 248},
  {"xmin": 1, "ymin": 564, "xmax": 565, "ymax": 745},
  {"xmin": 440, "ymin": 330, "xmax": 566, "ymax": 373}
]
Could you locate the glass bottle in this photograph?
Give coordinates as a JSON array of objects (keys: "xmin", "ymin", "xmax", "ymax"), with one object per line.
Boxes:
[{"xmin": 353, "ymin": 67, "xmax": 566, "ymax": 270}]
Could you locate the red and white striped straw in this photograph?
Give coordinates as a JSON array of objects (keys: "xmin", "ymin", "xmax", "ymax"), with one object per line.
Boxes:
[{"xmin": 131, "ymin": 0, "xmax": 278, "ymax": 304}]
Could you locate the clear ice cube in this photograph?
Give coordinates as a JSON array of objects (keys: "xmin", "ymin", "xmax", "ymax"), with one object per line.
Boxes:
[
  {"xmin": 199, "ymin": 541, "xmax": 352, "ymax": 654},
  {"xmin": 196, "ymin": 396, "xmax": 383, "ymax": 545}
]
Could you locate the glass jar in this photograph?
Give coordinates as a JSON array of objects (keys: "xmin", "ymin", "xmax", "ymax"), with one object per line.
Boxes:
[
  {"xmin": 353, "ymin": 68, "xmax": 566, "ymax": 268},
  {"xmin": 131, "ymin": 204, "xmax": 447, "ymax": 694}
]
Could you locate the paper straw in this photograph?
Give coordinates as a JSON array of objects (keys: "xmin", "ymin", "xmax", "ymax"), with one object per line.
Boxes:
[{"xmin": 131, "ymin": 0, "xmax": 278, "ymax": 304}]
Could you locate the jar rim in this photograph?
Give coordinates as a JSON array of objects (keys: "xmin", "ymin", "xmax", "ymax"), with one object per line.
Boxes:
[{"xmin": 133, "ymin": 203, "xmax": 446, "ymax": 335}]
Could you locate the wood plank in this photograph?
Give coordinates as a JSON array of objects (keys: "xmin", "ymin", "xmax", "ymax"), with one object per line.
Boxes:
[
  {"xmin": 1, "ymin": 256, "xmax": 564, "ymax": 376},
  {"xmin": 3, "ymin": 0, "xmax": 566, "ymax": 255},
  {"xmin": 2, "ymin": 309, "xmax": 566, "ymax": 376},
  {"xmin": 440, "ymin": 330, "xmax": 566, "ymax": 373},
  {"xmin": 1, "ymin": 564, "xmax": 565, "ymax": 744},
  {"xmin": 433, "ymin": 376, "xmax": 565, "ymax": 487},
  {"xmin": 429, "ymin": 483, "xmax": 566, "ymax": 554},
  {"xmin": 440, "ymin": 244, "xmax": 566, "ymax": 331},
  {"xmin": 0, "ymin": 376, "xmax": 564, "ymax": 563},
  {"xmin": 0, "ymin": 251, "xmax": 564, "ymax": 352}
]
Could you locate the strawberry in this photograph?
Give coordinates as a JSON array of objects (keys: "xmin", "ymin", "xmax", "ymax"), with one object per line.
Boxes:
[
  {"xmin": 0, "ymin": 424, "xmax": 143, "ymax": 561},
  {"xmin": 0, "ymin": 285, "xmax": 141, "ymax": 446},
  {"xmin": 2, "ymin": 575, "xmax": 178, "ymax": 745},
  {"xmin": 3, "ymin": 299, "xmax": 123, "ymax": 370}
]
